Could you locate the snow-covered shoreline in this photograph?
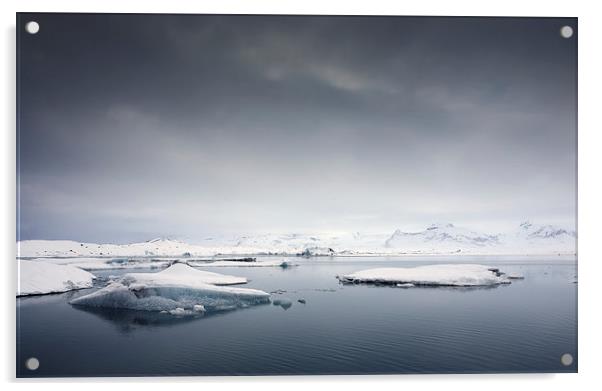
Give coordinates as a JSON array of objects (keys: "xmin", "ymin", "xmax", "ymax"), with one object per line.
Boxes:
[
  {"xmin": 18, "ymin": 260, "xmax": 96, "ymax": 296},
  {"xmin": 17, "ymin": 222, "xmax": 576, "ymax": 259}
]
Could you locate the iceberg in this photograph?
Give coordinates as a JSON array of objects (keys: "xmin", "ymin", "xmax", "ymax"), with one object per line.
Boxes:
[
  {"xmin": 190, "ymin": 259, "xmax": 296, "ymax": 268},
  {"xmin": 121, "ymin": 262, "xmax": 249, "ymax": 286},
  {"xmin": 338, "ymin": 264, "xmax": 510, "ymax": 287},
  {"xmin": 70, "ymin": 263, "xmax": 270, "ymax": 313},
  {"xmin": 18, "ymin": 260, "xmax": 96, "ymax": 296}
]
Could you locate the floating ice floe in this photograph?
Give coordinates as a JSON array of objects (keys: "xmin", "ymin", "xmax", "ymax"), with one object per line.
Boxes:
[
  {"xmin": 26, "ymin": 257, "xmax": 172, "ymax": 271},
  {"xmin": 70, "ymin": 262, "xmax": 270, "ymax": 314},
  {"xmin": 338, "ymin": 264, "xmax": 511, "ymax": 287},
  {"xmin": 190, "ymin": 259, "xmax": 296, "ymax": 268},
  {"xmin": 18, "ymin": 260, "xmax": 96, "ymax": 296}
]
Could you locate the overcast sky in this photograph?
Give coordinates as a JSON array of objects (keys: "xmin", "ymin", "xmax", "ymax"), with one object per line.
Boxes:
[{"xmin": 17, "ymin": 14, "xmax": 577, "ymax": 243}]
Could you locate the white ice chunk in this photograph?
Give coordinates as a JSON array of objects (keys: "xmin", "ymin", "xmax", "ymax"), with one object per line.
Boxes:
[
  {"xmin": 18, "ymin": 260, "xmax": 96, "ymax": 296},
  {"xmin": 169, "ymin": 307, "xmax": 187, "ymax": 316},
  {"xmin": 70, "ymin": 263, "xmax": 270, "ymax": 313},
  {"xmin": 122, "ymin": 262, "xmax": 248, "ymax": 286},
  {"xmin": 338, "ymin": 264, "xmax": 510, "ymax": 286}
]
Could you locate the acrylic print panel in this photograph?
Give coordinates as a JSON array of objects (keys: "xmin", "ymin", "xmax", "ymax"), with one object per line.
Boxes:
[{"xmin": 16, "ymin": 13, "xmax": 577, "ymax": 377}]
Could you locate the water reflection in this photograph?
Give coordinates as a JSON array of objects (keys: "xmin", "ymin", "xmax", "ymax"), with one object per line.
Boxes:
[
  {"xmin": 72, "ymin": 302, "xmax": 271, "ymax": 333},
  {"xmin": 72, "ymin": 306, "xmax": 204, "ymax": 332},
  {"xmin": 272, "ymin": 298, "xmax": 293, "ymax": 310},
  {"xmin": 338, "ymin": 281, "xmax": 509, "ymax": 292}
]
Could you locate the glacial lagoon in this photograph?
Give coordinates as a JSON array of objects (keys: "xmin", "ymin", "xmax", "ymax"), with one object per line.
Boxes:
[{"xmin": 17, "ymin": 255, "xmax": 577, "ymax": 377}]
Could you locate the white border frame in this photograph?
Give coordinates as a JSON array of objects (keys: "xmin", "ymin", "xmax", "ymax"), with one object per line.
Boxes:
[{"xmin": 3, "ymin": 1, "xmax": 601, "ymax": 389}]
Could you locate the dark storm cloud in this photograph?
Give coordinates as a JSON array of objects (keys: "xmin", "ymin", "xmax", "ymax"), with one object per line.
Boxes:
[{"xmin": 17, "ymin": 14, "xmax": 577, "ymax": 242}]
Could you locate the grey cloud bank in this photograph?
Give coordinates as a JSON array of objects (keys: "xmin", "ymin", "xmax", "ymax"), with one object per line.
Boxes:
[{"xmin": 17, "ymin": 14, "xmax": 577, "ymax": 243}]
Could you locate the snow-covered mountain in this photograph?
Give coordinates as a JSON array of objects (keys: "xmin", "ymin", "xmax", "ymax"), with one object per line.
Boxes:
[
  {"xmin": 378, "ymin": 222, "xmax": 575, "ymax": 255},
  {"xmin": 17, "ymin": 222, "xmax": 576, "ymax": 258},
  {"xmin": 517, "ymin": 221, "xmax": 576, "ymax": 241},
  {"xmin": 17, "ymin": 236, "xmax": 338, "ymax": 258},
  {"xmin": 510, "ymin": 221, "xmax": 576, "ymax": 253},
  {"xmin": 384, "ymin": 223, "xmax": 501, "ymax": 252}
]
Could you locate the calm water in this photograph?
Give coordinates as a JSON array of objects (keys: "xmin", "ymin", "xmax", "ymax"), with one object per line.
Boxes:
[{"xmin": 16, "ymin": 256, "xmax": 577, "ymax": 377}]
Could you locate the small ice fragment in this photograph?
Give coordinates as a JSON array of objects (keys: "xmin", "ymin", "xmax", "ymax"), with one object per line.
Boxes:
[
  {"xmin": 169, "ymin": 307, "xmax": 187, "ymax": 316},
  {"xmin": 396, "ymin": 283, "xmax": 415, "ymax": 288}
]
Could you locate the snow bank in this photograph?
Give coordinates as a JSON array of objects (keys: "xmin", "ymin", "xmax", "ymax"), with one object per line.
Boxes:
[
  {"xmin": 17, "ymin": 239, "xmax": 217, "ymax": 258},
  {"xmin": 338, "ymin": 264, "xmax": 510, "ymax": 286},
  {"xmin": 70, "ymin": 263, "xmax": 270, "ymax": 313},
  {"xmin": 18, "ymin": 260, "xmax": 96, "ymax": 296}
]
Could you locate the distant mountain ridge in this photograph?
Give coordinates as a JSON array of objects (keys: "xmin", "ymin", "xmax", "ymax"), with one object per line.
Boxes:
[
  {"xmin": 18, "ymin": 222, "xmax": 576, "ymax": 258},
  {"xmin": 518, "ymin": 221, "xmax": 576, "ymax": 240},
  {"xmin": 385, "ymin": 223, "xmax": 501, "ymax": 249}
]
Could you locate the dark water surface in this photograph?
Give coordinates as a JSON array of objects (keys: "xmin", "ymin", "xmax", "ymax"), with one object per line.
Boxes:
[{"xmin": 17, "ymin": 256, "xmax": 577, "ymax": 377}]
